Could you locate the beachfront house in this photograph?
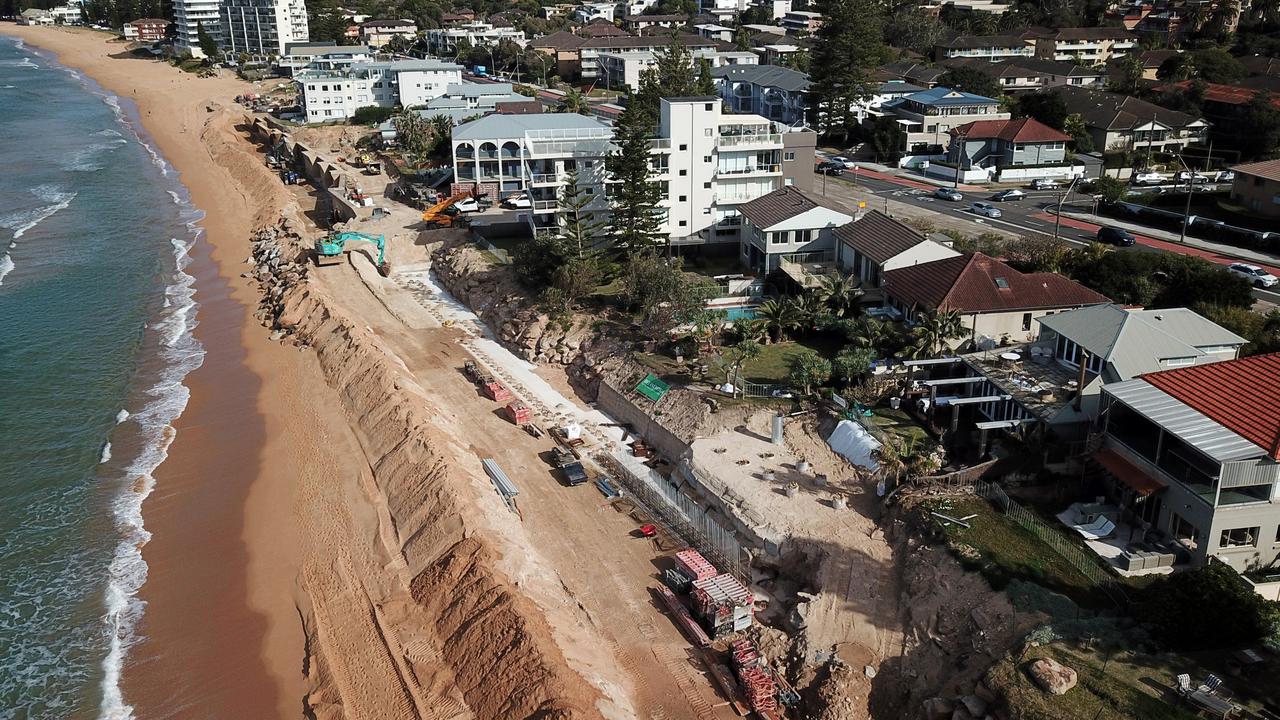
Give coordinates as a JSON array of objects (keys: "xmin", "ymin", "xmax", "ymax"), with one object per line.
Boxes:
[
  {"xmin": 737, "ymin": 186, "xmax": 854, "ymax": 278},
  {"xmin": 833, "ymin": 210, "xmax": 960, "ymax": 289},
  {"xmin": 296, "ymin": 59, "xmax": 463, "ymax": 123}
]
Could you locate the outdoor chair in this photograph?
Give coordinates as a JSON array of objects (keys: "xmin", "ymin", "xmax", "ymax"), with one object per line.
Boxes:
[
  {"xmin": 1202, "ymin": 674, "xmax": 1231, "ymax": 699},
  {"xmin": 1176, "ymin": 673, "xmax": 1194, "ymax": 697},
  {"xmin": 1072, "ymin": 516, "xmax": 1117, "ymax": 541}
]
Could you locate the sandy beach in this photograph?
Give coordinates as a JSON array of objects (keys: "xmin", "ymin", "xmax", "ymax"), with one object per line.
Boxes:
[{"xmin": 0, "ymin": 24, "xmax": 319, "ymax": 718}]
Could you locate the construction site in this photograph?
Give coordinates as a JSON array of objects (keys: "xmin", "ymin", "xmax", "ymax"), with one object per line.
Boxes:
[{"xmin": 233, "ymin": 115, "xmax": 1031, "ymax": 720}]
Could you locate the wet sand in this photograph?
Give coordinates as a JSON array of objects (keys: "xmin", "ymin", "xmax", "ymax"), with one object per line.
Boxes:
[{"xmin": 0, "ymin": 25, "xmax": 306, "ymax": 718}]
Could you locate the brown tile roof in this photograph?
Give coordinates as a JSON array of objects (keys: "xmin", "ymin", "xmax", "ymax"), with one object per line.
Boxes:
[
  {"xmin": 938, "ymin": 34, "xmax": 1028, "ymax": 50},
  {"xmin": 1232, "ymin": 158, "xmax": 1280, "ymax": 183},
  {"xmin": 581, "ymin": 32, "xmax": 714, "ymax": 49},
  {"xmin": 950, "ymin": 117, "xmax": 1071, "ymax": 143},
  {"xmin": 738, "ymin": 186, "xmax": 841, "ymax": 229},
  {"xmin": 1055, "ymin": 85, "xmax": 1203, "ymax": 132},
  {"xmin": 833, "ymin": 211, "xmax": 930, "ymax": 264},
  {"xmin": 578, "ymin": 19, "xmax": 630, "ymax": 37},
  {"xmin": 1142, "ymin": 353, "xmax": 1280, "ymax": 460},
  {"xmin": 882, "ymin": 253, "xmax": 1110, "ymax": 313},
  {"xmin": 1044, "ymin": 26, "xmax": 1135, "ymax": 41},
  {"xmin": 529, "ymin": 30, "xmax": 585, "ymax": 50}
]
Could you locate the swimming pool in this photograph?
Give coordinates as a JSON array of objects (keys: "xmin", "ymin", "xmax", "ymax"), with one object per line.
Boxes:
[{"xmin": 722, "ymin": 306, "xmax": 758, "ymax": 321}]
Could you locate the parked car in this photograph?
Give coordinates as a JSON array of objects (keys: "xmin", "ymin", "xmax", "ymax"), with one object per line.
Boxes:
[
  {"xmin": 501, "ymin": 194, "xmax": 532, "ymax": 209},
  {"xmin": 1030, "ymin": 179, "xmax": 1059, "ymax": 190},
  {"xmin": 1175, "ymin": 170, "xmax": 1212, "ymax": 184},
  {"xmin": 454, "ymin": 197, "xmax": 481, "ymax": 213},
  {"xmin": 992, "ymin": 189, "xmax": 1026, "ymax": 202},
  {"xmin": 1227, "ymin": 263, "xmax": 1279, "ymax": 288},
  {"xmin": 1216, "ymin": 170, "xmax": 1235, "ymax": 183},
  {"xmin": 969, "ymin": 201, "xmax": 1002, "ymax": 218},
  {"xmin": 934, "ymin": 188, "xmax": 963, "ymax": 202},
  {"xmin": 1132, "ymin": 172, "xmax": 1170, "ymax": 186},
  {"xmin": 1096, "ymin": 226, "xmax": 1136, "ymax": 246},
  {"xmin": 831, "ymin": 156, "xmax": 857, "ymax": 169}
]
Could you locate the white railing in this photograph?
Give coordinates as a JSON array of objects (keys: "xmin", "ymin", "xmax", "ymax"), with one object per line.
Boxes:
[
  {"xmin": 532, "ymin": 199, "xmax": 558, "ymax": 210},
  {"xmin": 1219, "ymin": 460, "xmax": 1280, "ymax": 489},
  {"xmin": 527, "ymin": 172, "xmax": 560, "ymax": 184},
  {"xmin": 717, "ymin": 164, "xmax": 781, "ymax": 176},
  {"xmin": 715, "ymin": 133, "xmax": 781, "ymax": 148}
]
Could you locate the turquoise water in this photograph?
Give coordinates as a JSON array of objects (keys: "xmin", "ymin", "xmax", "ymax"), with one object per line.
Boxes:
[
  {"xmin": 0, "ymin": 38, "xmax": 204, "ymax": 718},
  {"xmin": 722, "ymin": 306, "xmax": 758, "ymax": 321}
]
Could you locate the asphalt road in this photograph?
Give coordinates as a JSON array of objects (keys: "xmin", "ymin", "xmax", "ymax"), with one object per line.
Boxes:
[{"xmin": 820, "ymin": 168, "xmax": 1280, "ymax": 304}]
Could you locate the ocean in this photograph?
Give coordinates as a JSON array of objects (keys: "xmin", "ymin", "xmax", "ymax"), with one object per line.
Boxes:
[{"xmin": 0, "ymin": 37, "xmax": 205, "ymax": 719}]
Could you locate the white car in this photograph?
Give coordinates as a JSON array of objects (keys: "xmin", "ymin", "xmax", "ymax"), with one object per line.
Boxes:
[
  {"xmin": 1216, "ymin": 170, "xmax": 1236, "ymax": 182},
  {"xmin": 1175, "ymin": 170, "xmax": 1212, "ymax": 184},
  {"xmin": 1227, "ymin": 263, "xmax": 1279, "ymax": 288},
  {"xmin": 831, "ymin": 155, "xmax": 857, "ymax": 169},
  {"xmin": 969, "ymin": 201, "xmax": 1002, "ymax": 218},
  {"xmin": 501, "ymin": 194, "xmax": 532, "ymax": 209},
  {"xmin": 1132, "ymin": 172, "xmax": 1170, "ymax": 186},
  {"xmin": 453, "ymin": 197, "xmax": 481, "ymax": 213}
]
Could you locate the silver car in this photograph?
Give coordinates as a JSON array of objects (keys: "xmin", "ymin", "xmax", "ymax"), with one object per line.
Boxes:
[
  {"xmin": 969, "ymin": 201, "xmax": 1002, "ymax": 218},
  {"xmin": 1227, "ymin": 263, "xmax": 1279, "ymax": 288},
  {"xmin": 934, "ymin": 187, "xmax": 963, "ymax": 202}
]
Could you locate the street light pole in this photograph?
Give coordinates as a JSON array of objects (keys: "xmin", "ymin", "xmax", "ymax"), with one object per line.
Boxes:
[{"xmin": 1053, "ymin": 175, "xmax": 1081, "ymax": 242}]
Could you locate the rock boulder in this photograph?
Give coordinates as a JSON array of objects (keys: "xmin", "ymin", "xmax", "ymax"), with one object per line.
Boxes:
[{"xmin": 1028, "ymin": 657, "xmax": 1077, "ymax": 695}]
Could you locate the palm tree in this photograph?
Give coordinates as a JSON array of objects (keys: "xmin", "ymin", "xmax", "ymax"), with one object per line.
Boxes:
[
  {"xmin": 873, "ymin": 437, "xmax": 909, "ymax": 488},
  {"xmin": 721, "ymin": 339, "xmax": 763, "ymax": 395},
  {"xmin": 791, "ymin": 293, "xmax": 827, "ymax": 332},
  {"xmin": 1206, "ymin": 0, "xmax": 1242, "ymax": 38},
  {"xmin": 816, "ymin": 273, "xmax": 864, "ymax": 317},
  {"xmin": 911, "ymin": 308, "xmax": 966, "ymax": 356},
  {"xmin": 755, "ymin": 299, "xmax": 799, "ymax": 344},
  {"xmin": 847, "ymin": 316, "xmax": 899, "ymax": 354},
  {"xmin": 558, "ymin": 88, "xmax": 590, "ymax": 115},
  {"xmin": 1248, "ymin": 0, "xmax": 1280, "ymax": 26},
  {"xmin": 732, "ymin": 317, "xmax": 770, "ymax": 344}
]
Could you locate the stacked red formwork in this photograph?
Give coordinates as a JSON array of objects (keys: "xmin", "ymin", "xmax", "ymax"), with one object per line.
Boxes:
[
  {"xmin": 674, "ymin": 549, "xmax": 718, "ymax": 583},
  {"xmin": 730, "ymin": 639, "xmax": 777, "ymax": 714},
  {"xmin": 656, "ymin": 585, "xmax": 711, "ymax": 648},
  {"xmin": 691, "ymin": 573, "xmax": 754, "ymax": 638}
]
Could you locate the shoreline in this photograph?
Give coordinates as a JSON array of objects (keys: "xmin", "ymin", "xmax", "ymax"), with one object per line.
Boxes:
[{"xmin": 0, "ymin": 25, "xmax": 305, "ymax": 718}]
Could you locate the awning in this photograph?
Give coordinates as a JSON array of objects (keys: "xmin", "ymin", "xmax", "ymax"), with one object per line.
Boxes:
[{"xmin": 1092, "ymin": 449, "xmax": 1166, "ymax": 496}]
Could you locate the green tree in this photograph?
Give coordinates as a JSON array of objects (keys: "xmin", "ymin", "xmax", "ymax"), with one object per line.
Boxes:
[
  {"xmin": 1014, "ymin": 91, "xmax": 1069, "ymax": 129},
  {"xmin": 733, "ymin": 24, "xmax": 752, "ymax": 51},
  {"xmin": 816, "ymin": 273, "xmax": 864, "ymax": 317},
  {"xmin": 1157, "ymin": 53, "xmax": 1197, "ymax": 81},
  {"xmin": 632, "ymin": 34, "xmax": 702, "ymax": 122},
  {"xmin": 1194, "ymin": 304, "xmax": 1280, "ymax": 356},
  {"xmin": 722, "ymin": 339, "xmax": 764, "ymax": 394},
  {"xmin": 1062, "ymin": 113, "xmax": 1094, "ymax": 152},
  {"xmin": 1190, "ymin": 47, "xmax": 1247, "ymax": 83},
  {"xmin": 832, "ymin": 346, "xmax": 875, "ymax": 385},
  {"xmin": 732, "ymin": 317, "xmax": 771, "ymax": 344},
  {"xmin": 937, "ymin": 66, "xmax": 1003, "ymax": 99},
  {"xmin": 756, "ymin": 298, "xmax": 800, "ymax": 343},
  {"xmin": 351, "ymin": 105, "xmax": 396, "ymax": 126},
  {"xmin": 864, "ymin": 115, "xmax": 905, "ymax": 162},
  {"xmin": 556, "ymin": 170, "xmax": 606, "ymax": 260},
  {"xmin": 606, "ymin": 104, "xmax": 666, "ymax": 250},
  {"xmin": 1108, "ymin": 53, "xmax": 1145, "ymax": 95},
  {"xmin": 1068, "ymin": 251, "xmax": 1255, "ymax": 308},
  {"xmin": 1235, "ymin": 91, "xmax": 1280, "ymax": 159},
  {"xmin": 696, "ymin": 57, "xmax": 716, "ymax": 96},
  {"xmin": 1088, "ymin": 175, "xmax": 1127, "ymax": 204},
  {"xmin": 392, "ymin": 110, "xmax": 432, "ymax": 163},
  {"xmin": 557, "ymin": 87, "xmax": 590, "ymax": 114},
  {"xmin": 911, "ymin": 308, "xmax": 965, "ymax": 355},
  {"xmin": 787, "ymin": 348, "xmax": 832, "ymax": 395},
  {"xmin": 514, "ymin": 231, "xmax": 569, "ymax": 288},
  {"xmin": 885, "ymin": 6, "xmax": 948, "ymax": 55},
  {"xmin": 807, "ymin": 0, "xmax": 887, "ymax": 141},
  {"xmin": 196, "ymin": 20, "xmax": 218, "ymax": 61},
  {"xmin": 1138, "ymin": 562, "xmax": 1280, "ymax": 651}
]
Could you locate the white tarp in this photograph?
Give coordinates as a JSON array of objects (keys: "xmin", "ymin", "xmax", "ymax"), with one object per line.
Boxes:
[{"xmin": 826, "ymin": 419, "xmax": 881, "ymax": 471}]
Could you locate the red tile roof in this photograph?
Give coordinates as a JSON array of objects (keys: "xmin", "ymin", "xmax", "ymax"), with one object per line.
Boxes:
[
  {"xmin": 950, "ymin": 117, "xmax": 1071, "ymax": 143},
  {"xmin": 882, "ymin": 252, "xmax": 1110, "ymax": 313},
  {"xmin": 1142, "ymin": 353, "xmax": 1280, "ymax": 460},
  {"xmin": 1160, "ymin": 80, "xmax": 1280, "ymax": 111}
]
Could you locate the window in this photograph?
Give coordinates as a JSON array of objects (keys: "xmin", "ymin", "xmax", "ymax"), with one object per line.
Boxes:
[
  {"xmin": 705, "ymin": 103, "xmax": 713, "ymax": 110},
  {"xmin": 679, "ymin": 144, "xmax": 687, "ymax": 151},
  {"xmin": 703, "ymin": 182, "xmax": 711, "ymax": 189},
  {"xmin": 705, "ymin": 128, "xmax": 713, "ymax": 136},
  {"xmin": 679, "ymin": 169, "xmax": 687, "ymax": 176},
  {"xmin": 1220, "ymin": 527, "xmax": 1260, "ymax": 548},
  {"xmin": 1022, "ymin": 313, "xmax": 1032, "ymax": 331},
  {"xmin": 703, "ymin": 208, "xmax": 711, "ymax": 214},
  {"xmin": 784, "ymin": 151, "xmax": 795, "ymax": 161},
  {"xmin": 1163, "ymin": 356, "xmax": 1195, "ymax": 367},
  {"xmin": 679, "ymin": 195, "xmax": 687, "ymax": 202},
  {"xmin": 704, "ymin": 155, "xmax": 712, "ymax": 162},
  {"xmin": 679, "ymin": 220, "xmax": 687, "ymax": 226}
]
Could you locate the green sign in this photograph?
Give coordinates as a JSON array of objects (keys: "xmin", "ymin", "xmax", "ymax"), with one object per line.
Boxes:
[{"xmin": 635, "ymin": 374, "xmax": 670, "ymax": 403}]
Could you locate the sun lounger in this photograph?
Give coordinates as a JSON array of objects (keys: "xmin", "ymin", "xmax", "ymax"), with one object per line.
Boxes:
[{"xmin": 1071, "ymin": 516, "xmax": 1116, "ymax": 540}]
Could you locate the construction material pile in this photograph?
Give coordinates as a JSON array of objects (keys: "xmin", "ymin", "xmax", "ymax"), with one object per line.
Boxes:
[
  {"xmin": 731, "ymin": 639, "xmax": 778, "ymax": 715},
  {"xmin": 692, "ymin": 573, "xmax": 754, "ymax": 639}
]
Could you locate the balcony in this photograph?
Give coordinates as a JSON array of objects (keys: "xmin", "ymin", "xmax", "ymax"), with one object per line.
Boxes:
[
  {"xmin": 531, "ymin": 199, "xmax": 559, "ymax": 212},
  {"xmin": 527, "ymin": 171, "xmax": 562, "ymax": 185},
  {"xmin": 715, "ymin": 133, "xmax": 781, "ymax": 149},
  {"xmin": 717, "ymin": 164, "xmax": 781, "ymax": 176}
]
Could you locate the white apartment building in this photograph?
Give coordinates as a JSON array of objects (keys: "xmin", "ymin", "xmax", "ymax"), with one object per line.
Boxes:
[
  {"xmin": 278, "ymin": 42, "xmax": 372, "ymax": 75},
  {"xmin": 451, "ymin": 113, "xmax": 614, "ymax": 236},
  {"xmin": 297, "ymin": 59, "xmax": 463, "ymax": 122},
  {"xmin": 359, "ymin": 19, "xmax": 418, "ymax": 49},
  {"xmin": 424, "ymin": 21, "xmax": 526, "ymax": 55},
  {"xmin": 220, "ymin": 0, "xmax": 308, "ymax": 57},
  {"xmin": 652, "ymin": 97, "xmax": 797, "ymax": 247},
  {"xmin": 50, "ymin": 4, "xmax": 82, "ymax": 24},
  {"xmin": 779, "ymin": 10, "xmax": 821, "ymax": 34},
  {"xmin": 174, "ymin": 0, "xmax": 224, "ymax": 56},
  {"xmin": 596, "ymin": 47, "xmax": 737, "ymax": 93}
]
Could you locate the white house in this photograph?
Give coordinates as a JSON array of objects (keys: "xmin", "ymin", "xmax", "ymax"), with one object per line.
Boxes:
[
  {"xmin": 278, "ymin": 43, "xmax": 372, "ymax": 75},
  {"xmin": 424, "ymin": 21, "xmax": 526, "ymax": 55},
  {"xmin": 738, "ymin": 186, "xmax": 854, "ymax": 276},
  {"xmin": 50, "ymin": 4, "xmax": 82, "ymax": 24},
  {"xmin": 359, "ymin": 19, "xmax": 418, "ymax": 49},
  {"xmin": 220, "ymin": 0, "xmax": 309, "ymax": 57},
  {"xmin": 19, "ymin": 8, "xmax": 55, "ymax": 24}
]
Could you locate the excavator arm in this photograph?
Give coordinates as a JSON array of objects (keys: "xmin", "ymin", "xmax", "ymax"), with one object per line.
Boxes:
[{"xmin": 314, "ymin": 231, "xmax": 386, "ymax": 266}]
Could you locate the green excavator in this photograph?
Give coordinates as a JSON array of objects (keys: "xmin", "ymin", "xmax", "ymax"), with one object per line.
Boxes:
[{"xmin": 314, "ymin": 231, "xmax": 388, "ymax": 275}]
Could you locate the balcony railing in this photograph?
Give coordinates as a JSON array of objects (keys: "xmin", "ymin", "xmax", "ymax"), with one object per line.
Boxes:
[
  {"xmin": 527, "ymin": 172, "xmax": 561, "ymax": 184},
  {"xmin": 718, "ymin": 164, "xmax": 781, "ymax": 176},
  {"xmin": 532, "ymin": 199, "xmax": 558, "ymax": 211},
  {"xmin": 715, "ymin": 133, "xmax": 781, "ymax": 148},
  {"xmin": 1219, "ymin": 459, "xmax": 1280, "ymax": 489}
]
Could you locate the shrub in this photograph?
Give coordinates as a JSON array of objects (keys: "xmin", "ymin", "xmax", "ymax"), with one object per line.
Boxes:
[
  {"xmin": 350, "ymin": 105, "xmax": 396, "ymax": 126},
  {"xmin": 1136, "ymin": 562, "xmax": 1280, "ymax": 650}
]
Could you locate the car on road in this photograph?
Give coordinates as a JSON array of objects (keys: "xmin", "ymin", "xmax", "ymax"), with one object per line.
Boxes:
[
  {"xmin": 1096, "ymin": 226, "xmax": 1136, "ymax": 246},
  {"xmin": 816, "ymin": 161, "xmax": 845, "ymax": 175},
  {"xmin": 501, "ymin": 194, "xmax": 532, "ymax": 209},
  {"xmin": 1227, "ymin": 263, "xmax": 1279, "ymax": 288},
  {"xmin": 831, "ymin": 156, "xmax": 857, "ymax": 169},
  {"xmin": 992, "ymin": 189, "xmax": 1026, "ymax": 202},
  {"xmin": 1132, "ymin": 172, "xmax": 1170, "ymax": 186},
  {"xmin": 1175, "ymin": 170, "xmax": 1212, "ymax": 184},
  {"xmin": 934, "ymin": 188, "xmax": 963, "ymax": 202},
  {"xmin": 1216, "ymin": 170, "xmax": 1235, "ymax": 182},
  {"xmin": 1030, "ymin": 179, "xmax": 1059, "ymax": 190},
  {"xmin": 969, "ymin": 201, "xmax": 1002, "ymax": 218}
]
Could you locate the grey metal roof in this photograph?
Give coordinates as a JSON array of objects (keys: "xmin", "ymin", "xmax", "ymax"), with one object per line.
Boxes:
[
  {"xmin": 1039, "ymin": 305, "xmax": 1245, "ymax": 380},
  {"xmin": 1105, "ymin": 379, "xmax": 1265, "ymax": 462},
  {"xmin": 452, "ymin": 112, "xmax": 612, "ymax": 140},
  {"xmin": 711, "ymin": 64, "xmax": 811, "ymax": 92}
]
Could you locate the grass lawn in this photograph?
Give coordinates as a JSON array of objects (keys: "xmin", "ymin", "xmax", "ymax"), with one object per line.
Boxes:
[
  {"xmin": 987, "ymin": 643, "xmax": 1203, "ymax": 720},
  {"xmin": 868, "ymin": 406, "xmax": 930, "ymax": 446},
  {"xmin": 926, "ymin": 497, "xmax": 1111, "ymax": 608},
  {"xmin": 738, "ymin": 338, "xmax": 844, "ymax": 384}
]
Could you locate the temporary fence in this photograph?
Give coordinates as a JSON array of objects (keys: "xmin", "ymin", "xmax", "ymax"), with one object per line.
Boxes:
[
  {"xmin": 974, "ymin": 479, "xmax": 1129, "ymax": 608},
  {"xmin": 473, "ymin": 237, "xmax": 511, "ymax": 264},
  {"xmin": 605, "ymin": 450, "xmax": 749, "ymax": 581}
]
